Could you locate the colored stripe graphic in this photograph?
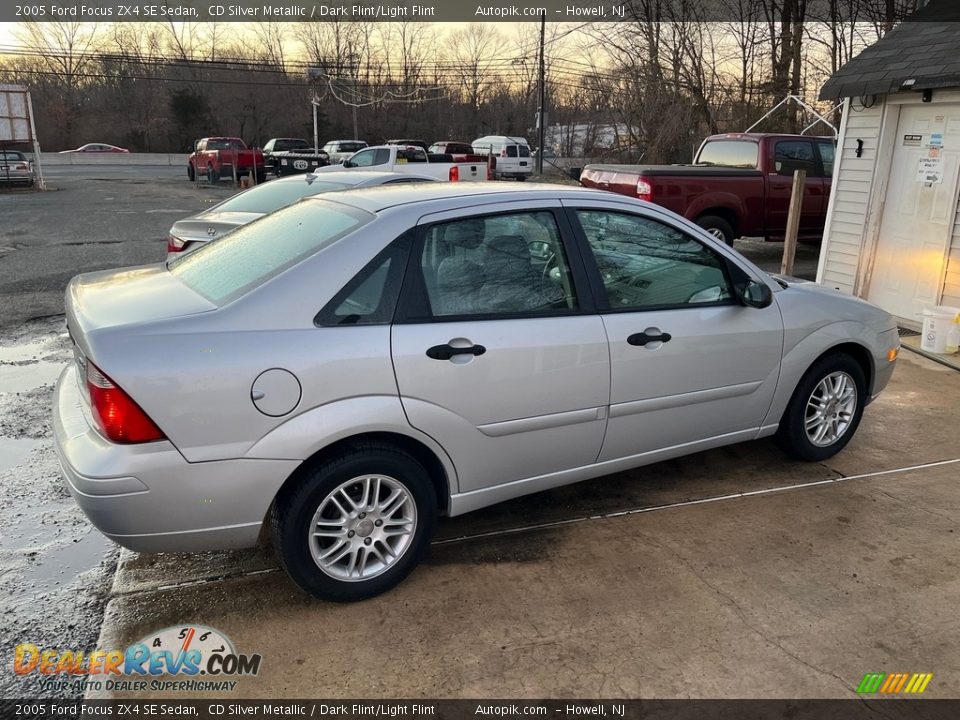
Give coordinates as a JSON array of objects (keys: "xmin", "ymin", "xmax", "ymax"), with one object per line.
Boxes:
[{"xmin": 857, "ymin": 672, "xmax": 932, "ymax": 694}]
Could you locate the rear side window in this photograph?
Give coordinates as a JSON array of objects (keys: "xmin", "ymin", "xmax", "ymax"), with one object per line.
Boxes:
[
  {"xmin": 818, "ymin": 142, "xmax": 836, "ymax": 176},
  {"xmin": 774, "ymin": 141, "xmax": 816, "ymax": 176},
  {"xmin": 506, "ymin": 146, "xmax": 518, "ymax": 158},
  {"xmin": 169, "ymin": 200, "xmax": 372, "ymax": 305},
  {"xmin": 696, "ymin": 140, "xmax": 759, "ymax": 169}
]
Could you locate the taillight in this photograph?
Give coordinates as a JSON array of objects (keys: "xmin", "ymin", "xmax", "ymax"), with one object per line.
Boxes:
[
  {"xmin": 166, "ymin": 234, "xmax": 186, "ymax": 253},
  {"xmin": 449, "ymin": 166, "xmax": 460, "ymax": 182},
  {"xmin": 15, "ymin": 163, "xmax": 28, "ymax": 170},
  {"xmin": 500, "ymin": 148, "xmax": 507, "ymax": 157},
  {"xmin": 86, "ymin": 362, "xmax": 165, "ymax": 444},
  {"xmin": 636, "ymin": 177, "xmax": 653, "ymax": 202}
]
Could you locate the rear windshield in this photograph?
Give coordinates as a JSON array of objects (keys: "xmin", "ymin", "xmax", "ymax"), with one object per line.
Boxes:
[
  {"xmin": 213, "ymin": 178, "xmax": 350, "ymax": 214},
  {"xmin": 339, "ymin": 142, "xmax": 367, "ymax": 152},
  {"xmin": 207, "ymin": 138, "xmax": 246, "ymax": 151},
  {"xmin": 696, "ymin": 140, "xmax": 759, "ymax": 168},
  {"xmin": 275, "ymin": 139, "xmax": 310, "ymax": 151},
  {"xmin": 169, "ymin": 199, "xmax": 372, "ymax": 305},
  {"xmin": 1, "ymin": 151, "xmax": 25, "ymax": 161}
]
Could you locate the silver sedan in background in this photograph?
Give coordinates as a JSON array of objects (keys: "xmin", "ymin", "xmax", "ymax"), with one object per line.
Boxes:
[
  {"xmin": 166, "ymin": 170, "xmax": 438, "ymax": 254},
  {"xmin": 0, "ymin": 150, "xmax": 35, "ymax": 187},
  {"xmin": 55, "ymin": 184, "xmax": 899, "ymax": 602}
]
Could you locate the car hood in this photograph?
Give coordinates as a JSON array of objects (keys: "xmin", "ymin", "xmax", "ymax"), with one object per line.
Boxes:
[
  {"xmin": 769, "ymin": 274, "xmax": 897, "ymax": 332},
  {"xmin": 170, "ymin": 211, "xmax": 263, "ymax": 240}
]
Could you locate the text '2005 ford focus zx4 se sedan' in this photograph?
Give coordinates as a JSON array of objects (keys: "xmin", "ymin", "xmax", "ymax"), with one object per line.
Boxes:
[{"xmin": 54, "ymin": 183, "xmax": 900, "ymax": 601}]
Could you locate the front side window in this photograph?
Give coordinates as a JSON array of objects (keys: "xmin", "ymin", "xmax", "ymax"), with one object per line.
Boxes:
[
  {"xmin": 417, "ymin": 211, "xmax": 578, "ymax": 318},
  {"xmin": 774, "ymin": 141, "xmax": 816, "ymax": 176},
  {"xmin": 348, "ymin": 149, "xmax": 376, "ymax": 167},
  {"xmin": 169, "ymin": 199, "xmax": 372, "ymax": 305},
  {"xmin": 576, "ymin": 211, "xmax": 733, "ymax": 310}
]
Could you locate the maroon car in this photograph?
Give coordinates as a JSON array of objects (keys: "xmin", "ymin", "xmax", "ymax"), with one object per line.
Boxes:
[{"xmin": 579, "ymin": 133, "xmax": 835, "ymax": 245}]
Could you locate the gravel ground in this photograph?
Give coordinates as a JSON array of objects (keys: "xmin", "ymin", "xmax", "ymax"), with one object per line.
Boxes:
[{"xmin": 0, "ymin": 317, "xmax": 118, "ymax": 699}]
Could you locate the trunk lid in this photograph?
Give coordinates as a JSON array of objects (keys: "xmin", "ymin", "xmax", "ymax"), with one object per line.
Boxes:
[
  {"xmin": 170, "ymin": 211, "xmax": 263, "ymax": 242},
  {"xmin": 66, "ymin": 264, "xmax": 216, "ymax": 359}
]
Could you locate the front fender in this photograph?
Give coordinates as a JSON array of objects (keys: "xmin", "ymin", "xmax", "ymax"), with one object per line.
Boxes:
[
  {"xmin": 761, "ymin": 320, "xmax": 886, "ymax": 430},
  {"xmin": 244, "ymin": 395, "xmax": 460, "ymax": 495}
]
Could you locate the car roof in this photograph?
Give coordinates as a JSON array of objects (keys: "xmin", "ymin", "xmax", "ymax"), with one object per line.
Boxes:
[{"xmin": 302, "ymin": 181, "xmax": 611, "ymax": 213}]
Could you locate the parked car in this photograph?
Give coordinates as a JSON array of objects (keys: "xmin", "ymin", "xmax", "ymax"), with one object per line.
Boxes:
[
  {"xmin": 59, "ymin": 143, "xmax": 129, "ymax": 153},
  {"xmin": 0, "ymin": 150, "xmax": 35, "ymax": 186},
  {"xmin": 471, "ymin": 135, "xmax": 533, "ymax": 180},
  {"xmin": 187, "ymin": 137, "xmax": 265, "ymax": 184},
  {"xmin": 262, "ymin": 138, "xmax": 329, "ymax": 176},
  {"xmin": 167, "ymin": 170, "xmax": 438, "ymax": 255},
  {"xmin": 322, "ymin": 140, "xmax": 368, "ymax": 164},
  {"xmin": 313, "ymin": 144, "xmax": 491, "ymax": 182},
  {"xmin": 55, "ymin": 183, "xmax": 899, "ymax": 602},
  {"xmin": 579, "ymin": 133, "xmax": 836, "ymax": 245},
  {"xmin": 428, "ymin": 141, "xmax": 476, "ymax": 156},
  {"xmin": 385, "ymin": 139, "xmax": 430, "ymax": 151}
]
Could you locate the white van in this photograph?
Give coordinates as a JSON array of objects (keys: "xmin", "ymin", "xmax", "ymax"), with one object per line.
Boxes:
[{"xmin": 471, "ymin": 135, "xmax": 533, "ymax": 180}]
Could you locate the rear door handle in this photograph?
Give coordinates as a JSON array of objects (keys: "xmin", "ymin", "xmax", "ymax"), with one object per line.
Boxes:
[
  {"xmin": 426, "ymin": 343, "xmax": 487, "ymax": 360},
  {"xmin": 627, "ymin": 331, "xmax": 672, "ymax": 347}
]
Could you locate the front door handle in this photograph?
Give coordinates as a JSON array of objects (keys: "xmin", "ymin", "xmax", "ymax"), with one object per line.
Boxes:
[
  {"xmin": 627, "ymin": 331, "xmax": 672, "ymax": 347},
  {"xmin": 426, "ymin": 343, "xmax": 487, "ymax": 360}
]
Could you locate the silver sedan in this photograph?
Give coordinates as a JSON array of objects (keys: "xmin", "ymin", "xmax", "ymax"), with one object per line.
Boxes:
[
  {"xmin": 55, "ymin": 184, "xmax": 899, "ymax": 601},
  {"xmin": 0, "ymin": 150, "xmax": 35, "ymax": 186},
  {"xmin": 166, "ymin": 170, "xmax": 438, "ymax": 255}
]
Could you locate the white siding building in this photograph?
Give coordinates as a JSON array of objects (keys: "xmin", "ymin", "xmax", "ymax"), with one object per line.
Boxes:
[{"xmin": 817, "ymin": 1, "xmax": 960, "ymax": 327}]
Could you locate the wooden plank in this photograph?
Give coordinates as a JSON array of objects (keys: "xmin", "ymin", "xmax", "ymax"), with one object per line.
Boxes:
[{"xmin": 781, "ymin": 169, "xmax": 806, "ymax": 276}]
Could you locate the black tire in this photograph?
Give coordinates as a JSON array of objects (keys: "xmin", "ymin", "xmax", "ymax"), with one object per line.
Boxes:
[
  {"xmin": 255, "ymin": 170, "xmax": 266, "ymax": 184},
  {"xmin": 775, "ymin": 353, "xmax": 867, "ymax": 462},
  {"xmin": 271, "ymin": 444, "xmax": 437, "ymax": 602},
  {"xmin": 696, "ymin": 215, "xmax": 735, "ymax": 246},
  {"xmin": 207, "ymin": 165, "xmax": 217, "ymax": 184},
  {"xmin": 187, "ymin": 163, "xmax": 195, "ymax": 181},
  {"xmin": 517, "ymin": 174, "xmax": 527, "ymax": 181}
]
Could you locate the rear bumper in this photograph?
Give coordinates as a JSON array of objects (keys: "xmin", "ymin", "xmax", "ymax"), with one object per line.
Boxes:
[{"xmin": 53, "ymin": 365, "xmax": 298, "ymax": 553}]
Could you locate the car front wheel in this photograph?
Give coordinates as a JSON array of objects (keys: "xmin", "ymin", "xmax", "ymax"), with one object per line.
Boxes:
[
  {"xmin": 775, "ymin": 354, "xmax": 867, "ymax": 461},
  {"xmin": 271, "ymin": 445, "xmax": 437, "ymax": 602}
]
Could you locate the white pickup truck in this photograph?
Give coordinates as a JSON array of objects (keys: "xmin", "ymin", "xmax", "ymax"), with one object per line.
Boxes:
[{"xmin": 315, "ymin": 144, "xmax": 491, "ymax": 182}]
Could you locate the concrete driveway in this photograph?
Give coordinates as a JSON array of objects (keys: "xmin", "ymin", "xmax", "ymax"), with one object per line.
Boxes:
[{"xmin": 90, "ymin": 349, "xmax": 960, "ymax": 699}]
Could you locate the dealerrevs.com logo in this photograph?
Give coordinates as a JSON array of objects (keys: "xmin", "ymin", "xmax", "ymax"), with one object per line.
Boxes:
[{"xmin": 14, "ymin": 625, "xmax": 261, "ymax": 694}]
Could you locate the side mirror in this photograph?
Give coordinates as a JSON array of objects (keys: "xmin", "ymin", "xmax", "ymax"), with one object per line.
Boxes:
[{"xmin": 738, "ymin": 280, "xmax": 773, "ymax": 309}]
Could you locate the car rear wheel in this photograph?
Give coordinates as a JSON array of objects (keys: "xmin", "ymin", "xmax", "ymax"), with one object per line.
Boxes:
[
  {"xmin": 271, "ymin": 445, "xmax": 437, "ymax": 602},
  {"xmin": 187, "ymin": 163, "xmax": 195, "ymax": 181},
  {"xmin": 775, "ymin": 354, "xmax": 866, "ymax": 462},
  {"xmin": 696, "ymin": 215, "xmax": 735, "ymax": 246}
]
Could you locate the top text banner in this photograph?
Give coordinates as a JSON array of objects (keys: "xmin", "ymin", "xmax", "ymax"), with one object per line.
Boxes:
[{"xmin": 5, "ymin": 0, "xmax": 929, "ymax": 23}]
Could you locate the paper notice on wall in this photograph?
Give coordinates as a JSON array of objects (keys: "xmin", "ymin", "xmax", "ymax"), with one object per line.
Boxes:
[{"xmin": 917, "ymin": 156, "xmax": 943, "ymax": 184}]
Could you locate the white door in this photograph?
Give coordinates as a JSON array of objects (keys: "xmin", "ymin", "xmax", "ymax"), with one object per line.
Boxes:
[{"xmin": 868, "ymin": 104, "xmax": 960, "ymax": 320}]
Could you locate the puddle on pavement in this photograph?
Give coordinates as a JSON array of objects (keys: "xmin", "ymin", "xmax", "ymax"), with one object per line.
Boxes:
[
  {"xmin": 0, "ymin": 436, "xmax": 40, "ymax": 473},
  {"xmin": 0, "ymin": 361, "xmax": 65, "ymax": 393}
]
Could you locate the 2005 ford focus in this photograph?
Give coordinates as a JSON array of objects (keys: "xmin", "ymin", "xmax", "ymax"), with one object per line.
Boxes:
[{"xmin": 54, "ymin": 184, "xmax": 899, "ymax": 601}]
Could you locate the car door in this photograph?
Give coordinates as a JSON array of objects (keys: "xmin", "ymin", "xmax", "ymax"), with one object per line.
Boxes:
[
  {"xmin": 563, "ymin": 201, "xmax": 783, "ymax": 463},
  {"xmin": 391, "ymin": 203, "xmax": 610, "ymax": 494},
  {"xmin": 766, "ymin": 139, "xmax": 826, "ymax": 236}
]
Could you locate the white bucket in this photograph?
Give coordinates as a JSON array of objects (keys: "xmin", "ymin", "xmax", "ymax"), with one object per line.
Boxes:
[{"xmin": 921, "ymin": 305, "xmax": 960, "ymax": 354}]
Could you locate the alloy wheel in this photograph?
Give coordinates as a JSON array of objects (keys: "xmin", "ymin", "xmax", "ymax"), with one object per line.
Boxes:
[{"xmin": 804, "ymin": 371, "xmax": 857, "ymax": 447}]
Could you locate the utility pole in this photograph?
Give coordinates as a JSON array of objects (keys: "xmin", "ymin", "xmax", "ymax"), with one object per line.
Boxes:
[{"xmin": 537, "ymin": 16, "xmax": 546, "ymax": 175}]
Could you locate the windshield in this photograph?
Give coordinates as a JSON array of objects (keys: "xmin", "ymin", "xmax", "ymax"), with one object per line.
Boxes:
[
  {"xmin": 212, "ymin": 179, "xmax": 350, "ymax": 214},
  {"xmin": 696, "ymin": 140, "xmax": 759, "ymax": 168},
  {"xmin": 169, "ymin": 199, "xmax": 372, "ymax": 305}
]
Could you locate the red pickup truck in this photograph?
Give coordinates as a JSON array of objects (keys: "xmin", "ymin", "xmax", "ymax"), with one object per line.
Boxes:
[
  {"xmin": 579, "ymin": 133, "xmax": 835, "ymax": 245},
  {"xmin": 187, "ymin": 137, "xmax": 265, "ymax": 184}
]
